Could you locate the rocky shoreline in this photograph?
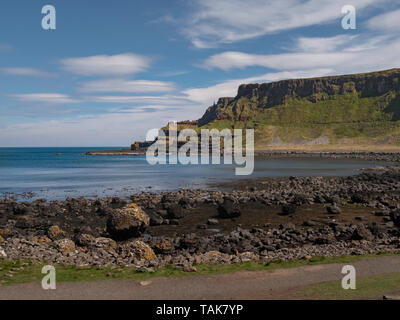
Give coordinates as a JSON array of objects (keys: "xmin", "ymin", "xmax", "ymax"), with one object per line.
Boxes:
[
  {"xmin": 83, "ymin": 150, "xmax": 400, "ymax": 163},
  {"xmin": 1, "ymin": 166, "xmax": 400, "ymax": 270},
  {"xmin": 253, "ymin": 151, "xmax": 400, "ymax": 162}
]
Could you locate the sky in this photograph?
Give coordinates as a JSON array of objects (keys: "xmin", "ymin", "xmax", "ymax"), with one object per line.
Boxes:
[{"xmin": 0, "ymin": 0, "xmax": 400, "ymax": 147}]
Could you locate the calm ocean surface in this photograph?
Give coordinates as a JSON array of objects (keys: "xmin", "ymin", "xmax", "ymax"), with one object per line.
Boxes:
[{"xmin": 0, "ymin": 147, "xmax": 389, "ymax": 201}]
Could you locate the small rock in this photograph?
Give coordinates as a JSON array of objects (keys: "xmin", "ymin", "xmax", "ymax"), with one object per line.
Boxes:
[
  {"xmin": 0, "ymin": 229, "xmax": 11, "ymax": 238},
  {"xmin": 54, "ymin": 239, "xmax": 76, "ymax": 253},
  {"xmin": 383, "ymin": 295, "xmax": 400, "ymax": 300},
  {"xmin": 183, "ymin": 264, "xmax": 197, "ymax": 272},
  {"xmin": 303, "ymin": 220, "xmax": 316, "ymax": 226},
  {"xmin": 207, "ymin": 218, "xmax": 219, "ymax": 225},
  {"xmin": 390, "ymin": 210, "xmax": 400, "ymax": 227},
  {"xmin": 151, "ymin": 239, "xmax": 173, "ymax": 254},
  {"xmin": 32, "ymin": 235, "xmax": 52, "ymax": 244},
  {"xmin": 48, "ymin": 225, "xmax": 67, "ymax": 241},
  {"xmin": 136, "ymin": 267, "xmax": 155, "ymax": 273},
  {"xmin": 76, "ymin": 233, "xmax": 96, "ymax": 247},
  {"xmin": 326, "ymin": 205, "xmax": 341, "ymax": 214},
  {"xmin": 281, "ymin": 204, "xmax": 296, "ymax": 215},
  {"xmin": 95, "ymin": 237, "xmax": 117, "ymax": 250},
  {"xmin": 149, "ymin": 213, "xmax": 164, "ymax": 226}
]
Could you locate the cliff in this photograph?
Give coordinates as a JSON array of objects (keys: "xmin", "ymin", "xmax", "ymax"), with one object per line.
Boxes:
[
  {"xmin": 198, "ymin": 68, "xmax": 400, "ymax": 126},
  {"xmin": 193, "ymin": 68, "xmax": 400, "ymax": 149}
]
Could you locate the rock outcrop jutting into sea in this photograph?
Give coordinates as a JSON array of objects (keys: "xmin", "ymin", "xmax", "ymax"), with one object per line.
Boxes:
[{"xmin": 127, "ymin": 68, "xmax": 400, "ymax": 152}]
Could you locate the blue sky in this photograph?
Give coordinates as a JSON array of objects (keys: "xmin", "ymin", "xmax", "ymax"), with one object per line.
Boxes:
[{"xmin": 1, "ymin": 0, "xmax": 400, "ymax": 146}]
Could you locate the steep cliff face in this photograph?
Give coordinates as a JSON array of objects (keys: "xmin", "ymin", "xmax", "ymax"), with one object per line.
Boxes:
[
  {"xmin": 198, "ymin": 97, "xmax": 235, "ymax": 126},
  {"xmin": 198, "ymin": 68, "xmax": 400, "ymax": 127}
]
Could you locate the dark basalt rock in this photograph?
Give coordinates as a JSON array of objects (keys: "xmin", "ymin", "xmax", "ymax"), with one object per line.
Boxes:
[
  {"xmin": 292, "ymin": 194, "xmax": 308, "ymax": 205},
  {"xmin": 281, "ymin": 204, "xmax": 297, "ymax": 215},
  {"xmin": 13, "ymin": 204, "xmax": 32, "ymax": 215},
  {"xmin": 326, "ymin": 205, "xmax": 342, "ymax": 214},
  {"xmin": 390, "ymin": 210, "xmax": 400, "ymax": 227},
  {"xmin": 351, "ymin": 193, "xmax": 370, "ymax": 204},
  {"xmin": 167, "ymin": 205, "xmax": 185, "ymax": 219},
  {"xmin": 149, "ymin": 212, "xmax": 164, "ymax": 226},
  {"xmin": 351, "ymin": 224, "xmax": 373, "ymax": 241},
  {"xmin": 217, "ymin": 199, "xmax": 241, "ymax": 219}
]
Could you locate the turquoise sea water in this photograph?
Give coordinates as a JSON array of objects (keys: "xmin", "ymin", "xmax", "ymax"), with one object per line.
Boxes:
[{"xmin": 0, "ymin": 147, "xmax": 388, "ymax": 201}]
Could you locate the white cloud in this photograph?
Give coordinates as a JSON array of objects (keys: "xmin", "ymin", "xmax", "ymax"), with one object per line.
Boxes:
[
  {"xmin": 79, "ymin": 79, "xmax": 176, "ymax": 93},
  {"xmin": 9, "ymin": 93, "xmax": 79, "ymax": 104},
  {"xmin": 1, "ymin": 67, "xmax": 53, "ymax": 77},
  {"xmin": 157, "ymin": 70, "xmax": 189, "ymax": 77},
  {"xmin": 87, "ymin": 95, "xmax": 192, "ymax": 106},
  {"xmin": 294, "ymin": 35, "xmax": 356, "ymax": 53},
  {"xmin": 201, "ymin": 36, "xmax": 400, "ymax": 73},
  {"xmin": 0, "ymin": 113, "xmax": 155, "ymax": 147},
  {"xmin": 202, "ymin": 51, "xmax": 353, "ymax": 71},
  {"xmin": 0, "ymin": 104, "xmax": 204, "ymax": 147},
  {"xmin": 367, "ymin": 8, "xmax": 400, "ymax": 31},
  {"xmin": 60, "ymin": 53, "xmax": 151, "ymax": 76},
  {"xmin": 180, "ymin": 0, "xmax": 387, "ymax": 47}
]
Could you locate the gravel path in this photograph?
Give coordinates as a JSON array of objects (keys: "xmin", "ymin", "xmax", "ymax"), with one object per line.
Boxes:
[{"xmin": 0, "ymin": 255, "xmax": 399, "ymax": 300}]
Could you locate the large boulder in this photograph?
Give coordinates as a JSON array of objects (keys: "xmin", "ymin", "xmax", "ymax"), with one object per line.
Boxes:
[
  {"xmin": 47, "ymin": 225, "xmax": 66, "ymax": 241},
  {"xmin": 107, "ymin": 203, "xmax": 149, "ymax": 240},
  {"xmin": 76, "ymin": 234, "xmax": 117, "ymax": 250},
  {"xmin": 351, "ymin": 224, "xmax": 373, "ymax": 241},
  {"xmin": 124, "ymin": 241, "xmax": 156, "ymax": 261},
  {"xmin": 15, "ymin": 216, "xmax": 38, "ymax": 229},
  {"xmin": 150, "ymin": 239, "xmax": 173, "ymax": 254},
  {"xmin": 94, "ymin": 237, "xmax": 117, "ymax": 250},
  {"xmin": 76, "ymin": 233, "xmax": 96, "ymax": 247},
  {"xmin": 217, "ymin": 199, "xmax": 241, "ymax": 218},
  {"xmin": 32, "ymin": 235, "xmax": 52, "ymax": 244},
  {"xmin": 0, "ymin": 228, "xmax": 11, "ymax": 239},
  {"xmin": 13, "ymin": 203, "xmax": 32, "ymax": 215},
  {"xmin": 167, "ymin": 205, "xmax": 185, "ymax": 219},
  {"xmin": 351, "ymin": 193, "xmax": 370, "ymax": 204},
  {"xmin": 292, "ymin": 193, "xmax": 308, "ymax": 205},
  {"xmin": 149, "ymin": 212, "xmax": 164, "ymax": 226},
  {"xmin": 55, "ymin": 239, "xmax": 76, "ymax": 253}
]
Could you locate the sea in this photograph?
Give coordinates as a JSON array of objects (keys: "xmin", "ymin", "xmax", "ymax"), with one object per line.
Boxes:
[{"xmin": 0, "ymin": 147, "xmax": 390, "ymax": 201}]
